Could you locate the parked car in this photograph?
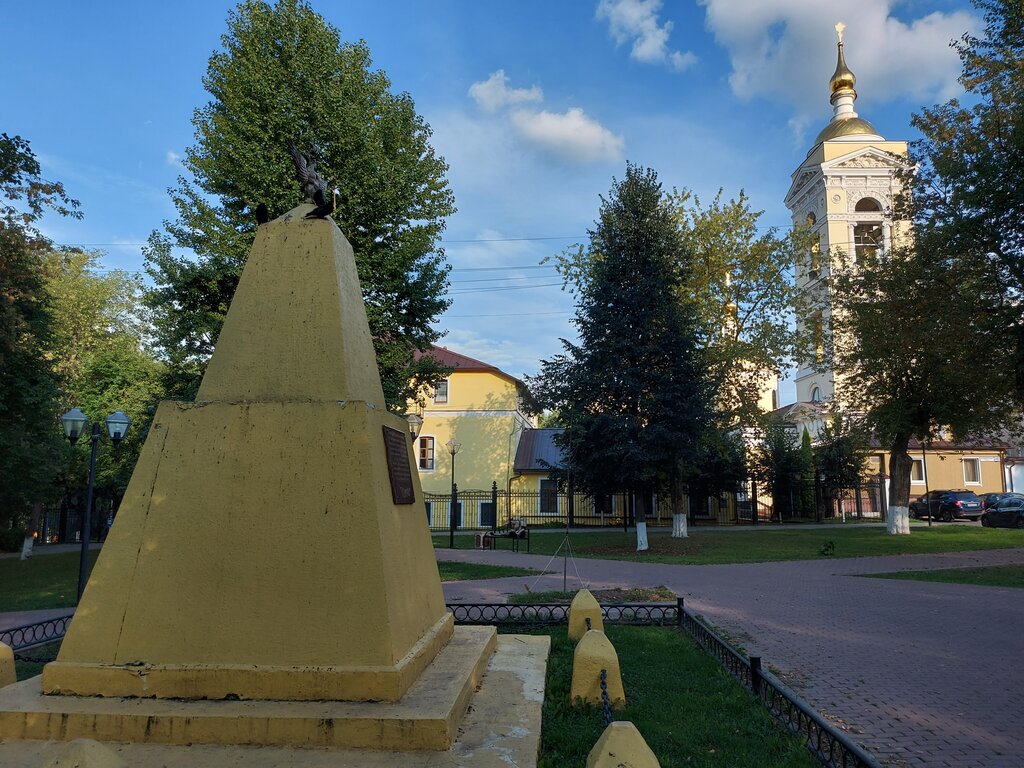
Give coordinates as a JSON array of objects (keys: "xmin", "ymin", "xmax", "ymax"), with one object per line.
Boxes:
[
  {"xmin": 979, "ymin": 492, "xmax": 1024, "ymax": 511},
  {"xmin": 981, "ymin": 496, "xmax": 1024, "ymax": 528},
  {"xmin": 909, "ymin": 490, "xmax": 984, "ymax": 521}
]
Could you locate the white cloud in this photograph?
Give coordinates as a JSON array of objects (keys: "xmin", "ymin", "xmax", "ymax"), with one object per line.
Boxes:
[
  {"xmin": 597, "ymin": 0, "xmax": 698, "ymax": 71},
  {"xmin": 468, "ymin": 70, "xmax": 543, "ymax": 112},
  {"xmin": 699, "ymin": 0, "xmax": 978, "ymax": 127},
  {"xmin": 465, "ymin": 71, "xmax": 623, "ymax": 165},
  {"xmin": 165, "ymin": 150, "xmax": 182, "ymax": 167},
  {"xmin": 511, "ymin": 108, "xmax": 624, "ymax": 165}
]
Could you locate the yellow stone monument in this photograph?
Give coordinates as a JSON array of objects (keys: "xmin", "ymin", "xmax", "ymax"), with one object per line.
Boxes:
[{"xmin": 0, "ymin": 190, "xmax": 530, "ymax": 759}]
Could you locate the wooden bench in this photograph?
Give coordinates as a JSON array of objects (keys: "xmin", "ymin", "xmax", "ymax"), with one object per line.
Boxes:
[{"xmin": 482, "ymin": 520, "xmax": 530, "ymax": 552}]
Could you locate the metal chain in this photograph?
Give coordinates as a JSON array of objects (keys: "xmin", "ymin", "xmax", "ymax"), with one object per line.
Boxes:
[
  {"xmin": 600, "ymin": 668, "xmax": 613, "ymax": 726},
  {"xmin": 13, "ymin": 651, "xmax": 57, "ymax": 664}
]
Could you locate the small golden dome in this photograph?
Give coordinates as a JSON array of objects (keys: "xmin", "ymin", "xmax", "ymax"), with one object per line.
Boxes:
[
  {"xmin": 830, "ymin": 42, "xmax": 856, "ymax": 97},
  {"xmin": 813, "ymin": 116, "xmax": 882, "ymax": 145}
]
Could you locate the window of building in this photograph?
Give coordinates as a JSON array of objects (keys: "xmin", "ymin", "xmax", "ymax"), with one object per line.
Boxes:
[
  {"xmin": 854, "ymin": 222, "xmax": 883, "ymax": 265},
  {"xmin": 810, "ymin": 237, "xmax": 821, "ymax": 274},
  {"xmin": 539, "ymin": 478, "xmax": 559, "ymax": 515},
  {"xmin": 855, "ymin": 198, "xmax": 882, "ymax": 212},
  {"xmin": 433, "ymin": 379, "xmax": 449, "ymax": 404},
  {"xmin": 418, "ymin": 436, "xmax": 435, "ymax": 471},
  {"xmin": 911, "ymin": 458, "xmax": 925, "ymax": 483},
  {"xmin": 810, "ymin": 386, "xmax": 822, "ymax": 403},
  {"xmin": 813, "ymin": 313, "xmax": 824, "ymax": 363},
  {"xmin": 963, "ymin": 457, "xmax": 981, "ymax": 485}
]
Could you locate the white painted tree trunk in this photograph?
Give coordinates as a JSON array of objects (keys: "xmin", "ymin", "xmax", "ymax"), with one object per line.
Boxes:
[
  {"xmin": 671, "ymin": 513, "xmax": 688, "ymax": 538},
  {"xmin": 887, "ymin": 506, "xmax": 910, "ymax": 535},
  {"xmin": 635, "ymin": 521, "xmax": 649, "ymax": 551},
  {"xmin": 20, "ymin": 501, "xmax": 43, "ymax": 559}
]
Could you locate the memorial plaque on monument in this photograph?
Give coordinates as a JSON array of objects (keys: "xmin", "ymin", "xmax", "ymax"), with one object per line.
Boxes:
[{"xmin": 383, "ymin": 425, "xmax": 415, "ymax": 504}]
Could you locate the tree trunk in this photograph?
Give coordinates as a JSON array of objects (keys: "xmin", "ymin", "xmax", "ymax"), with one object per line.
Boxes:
[
  {"xmin": 20, "ymin": 501, "xmax": 44, "ymax": 559},
  {"xmin": 887, "ymin": 434, "xmax": 913, "ymax": 535},
  {"xmin": 635, "ymin": 487, "xmax": 650, "ymax": 551},
  {"xmin": 671, "ymin": 493, "xmax": 689, "ymax": 538}
]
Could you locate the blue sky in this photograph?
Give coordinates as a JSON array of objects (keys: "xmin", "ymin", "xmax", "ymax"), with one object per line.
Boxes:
[{"xmin": 4, "ymin": 0, "xmax": 978, "ymax": 399}]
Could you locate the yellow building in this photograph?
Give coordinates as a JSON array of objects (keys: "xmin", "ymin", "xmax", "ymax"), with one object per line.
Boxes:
[{"xmin": 409, "ymin": 347, "xmax": 535, "ymax": 501}]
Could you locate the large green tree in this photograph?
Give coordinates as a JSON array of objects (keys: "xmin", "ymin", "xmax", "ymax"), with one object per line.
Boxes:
[
  {"xmin": 145, "ymin": 0, "xmax": 455, "ymax": 409},
  {"xmin": 903, "ymin": 0, "xmax": 1024, "ymax": 399},
  {"xmin": 0, "ymin": 134, "xmax": 79, "ymax": 539},
  {"xmin": 551, "ymin": 189, "xmax": 805, "ymax": 426},
  {"xmin": 530, "ymin": 165, "xmax": 714, "ymax": 550},
  {"xmin": 43, "ymin": 251, "xmax": 165, "ymax": 532},
  {"xmin": 827, "ymin": 246, "xmax": 1014, "ymax": 533}
]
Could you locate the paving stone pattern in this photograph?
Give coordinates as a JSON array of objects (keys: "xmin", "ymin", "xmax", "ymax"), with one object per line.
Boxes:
[{"xmin": 441, "ymin": 541, "xmax": 1024, "ymax": 768}]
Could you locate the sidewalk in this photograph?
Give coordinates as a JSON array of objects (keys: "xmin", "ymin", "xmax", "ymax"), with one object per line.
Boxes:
[{"xmin": 439, "ymin": 545, "xmax": 1024, "ymax": 767}]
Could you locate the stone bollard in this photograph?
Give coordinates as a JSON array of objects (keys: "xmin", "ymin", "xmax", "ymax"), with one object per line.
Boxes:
[
  {"xmin": 40, "ymin": 739, "xmax": 128, "ymax": 768},
  {"xmin": 0, "ymin": 642, "xmax": 14, "ymax": 689},
  {"xmin": 587, "ymin": 721, "xmax": 661, "ymax": 767},
  {"xmin": 568, "ymin": 588, "xmax": 604, "ymax": 642},
  {"xmin": 571, "ymin": 629, "xmax": 625, "ymax": 707}
]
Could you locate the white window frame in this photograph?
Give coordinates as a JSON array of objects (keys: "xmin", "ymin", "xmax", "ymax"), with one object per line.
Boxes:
[
  {"xmin": 910, "ymin": 458, "xmax": 926, "ymax": 484},
  {"xmin": 433, "ymin": 378, "xmax": 449, "ymax": 405},
  {"xmin": 963, "ymin": 457, "xmax": 982, "ymax": 485},
  {"xmin": 418, "ymin": 436, "xmax": 436, "ymax": 472}
]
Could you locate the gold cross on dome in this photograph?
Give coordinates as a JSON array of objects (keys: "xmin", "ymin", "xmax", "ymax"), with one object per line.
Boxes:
[{"xmin": 835, "ymin": 22, "xmax": 846, "ymax": 43}]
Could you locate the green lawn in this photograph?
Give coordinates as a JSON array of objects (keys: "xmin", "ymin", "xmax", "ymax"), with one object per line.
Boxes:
[
  {"xmin": 436, "ymin": 561, "xmax": 540, "ymax": 582},
  {"xmin": 435, "ymin": 525, "xmax": 1024, "ymax": 565},
  {"xmin": 0, "ymin": 552, "xmax": 98, "ymax": 612},
  {"xmin": 0, "ymin": 552, "xmax": 538, "ymax": 614},
  {"xmin": 538, "ymin": 625, "xmax": 816, "ymax": 767},
  {"xmin": 865, "ymin": 564, "xmax": 1024, "ymax": 589}
]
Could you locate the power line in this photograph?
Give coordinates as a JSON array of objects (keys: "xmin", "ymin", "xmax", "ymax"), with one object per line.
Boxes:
[
  {"xmin": 448, "ymin": 282, "xmax": 563, "ymax": 296},
  {"xmin": 447, "ymin": 310, "xmax": 571, "ymax": 318}
]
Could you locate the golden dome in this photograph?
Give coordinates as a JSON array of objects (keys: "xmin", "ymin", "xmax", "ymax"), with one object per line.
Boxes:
[
  {"xmin": 813, "ymin": 116, "xmax": 882, "ymax": 145},
  {"xmin": 830, "ymin": 42, "xmax": 857, "ymax": 97}
]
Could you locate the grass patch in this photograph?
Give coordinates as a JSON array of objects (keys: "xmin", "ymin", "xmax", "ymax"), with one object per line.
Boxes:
[
  {"xmin": 537, "ymin": 625, "xmax": 817, "ymax": 767},
  {"xmin": 864, "ymin": 564, "xmax": 1024, "ymax": 588},
  {"xmin": 508, "ymin": 586, "xmax": 676, "ymax": 605},
  {"xmin": 0, "ymin": 551, "xmax": 98, "ymax": 612},
  {"xmin": 436, "ymin": 561, "xmax": 540, "ymax": 582},
  {"xmin": 434, "ymin": 526, "xmax": 1024, "ymax": 565}
]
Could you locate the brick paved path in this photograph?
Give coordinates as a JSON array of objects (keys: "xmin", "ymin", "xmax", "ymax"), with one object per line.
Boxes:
[{"xmin": 440, "ymin": 543, "xmax": 1024, "ymax": 767}]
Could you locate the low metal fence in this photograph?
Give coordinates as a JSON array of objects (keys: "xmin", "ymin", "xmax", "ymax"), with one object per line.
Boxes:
[
  {"xmin": 6, "ymin": 600, "xmax": 881, "ymax": 768},
  {"xmin": 2, "ymin": 614, "xmax": 73, "ymax": 659},
  {"xmin": 676, "ymin": 597, "xmax": 880, "ymax": 768},
  {"xmin": 448, "ymin": 602, "xmax": 676, "ymax": 627}
]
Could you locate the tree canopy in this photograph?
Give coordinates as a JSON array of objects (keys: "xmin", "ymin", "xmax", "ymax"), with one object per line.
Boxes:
[
  {"xmin": 145, "ymin": 0, "xmax": 455, "ymax": 410},
  {"xmin": 550, "ymin": 188, "xmax": 803, "ymax": 427},
  {"xmin": 0, "ymin": 134, "xmax": 81, "ymax": 527},
  {"xmin": 903, "ymin": 0, "xmax": 1024, "ymax": 402},
  {"xmin": 530, "ymin": 165, "xmax": 714, "ymax": 520}
]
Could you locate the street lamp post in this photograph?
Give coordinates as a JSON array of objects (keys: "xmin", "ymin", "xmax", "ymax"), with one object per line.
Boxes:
[
  {"xmin": 446, "ymin": 439, "xmax": 461, "ymax": 548},
  {"xmin": 61, "ymin": 408, "xmax": 132, "ymax": 602}
]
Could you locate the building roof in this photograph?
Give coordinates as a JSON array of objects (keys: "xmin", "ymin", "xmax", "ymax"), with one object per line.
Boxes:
[
  {"xmin": 866, "ymin": 436, "xmax": 1011, "ymax": 452},
  {"xmin": 414, "ymin": 346, "xmax": 503, "ymax": 373},
  {"xmin": 514, "ymin": 428, "xmax": 565, "ymax": 472}
]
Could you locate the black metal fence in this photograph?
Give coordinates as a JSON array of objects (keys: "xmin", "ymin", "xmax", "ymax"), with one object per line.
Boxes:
[
  {"xmin": 676, "ymin": 598, "xmax": 881, "ymax": 768},
  {"xmin": 424, "ymin": 488, "xmax": 741, "ymax": 531},
  {"xmin": 6, "ymin": 600, "xmax": 880, "ymax": 767}
]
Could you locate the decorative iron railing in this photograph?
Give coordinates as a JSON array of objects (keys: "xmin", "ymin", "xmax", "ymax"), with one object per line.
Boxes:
[
  {"xmin": 2, "ymin": 614, "xmax": 73, "ymax": 656},
  {"xmin": 4, "ymin": 600, "xmax": 881, "ymax": 767},
  {"xmin": 676, "ymin": 598, "xmax": 881, "ymax": 768},
  {"xmin": 447, "ymin": 602, "xmax": 676, "ymax": 626}
]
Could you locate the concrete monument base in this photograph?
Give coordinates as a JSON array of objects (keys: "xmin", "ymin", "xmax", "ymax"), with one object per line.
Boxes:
[{"xmin": 0, "ymin": 628, "xmax": 533, "ymax": 755}]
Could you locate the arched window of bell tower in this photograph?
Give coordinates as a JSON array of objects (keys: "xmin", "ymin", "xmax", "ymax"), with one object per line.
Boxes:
[{"xmin": 855, "ymin": 197, "xmax": 882, "ymax": 212}]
